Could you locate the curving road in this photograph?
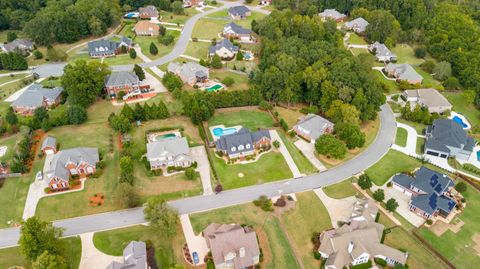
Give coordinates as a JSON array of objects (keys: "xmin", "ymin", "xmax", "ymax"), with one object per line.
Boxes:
[{"xmin": 0, "ymin": 105, "xmax": 395, "ymax": 248}]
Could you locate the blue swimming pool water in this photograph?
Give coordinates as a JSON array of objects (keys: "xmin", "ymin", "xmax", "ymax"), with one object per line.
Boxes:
[
  {"xmin": 213, "ymin": 127, "xmax": 238, "ymax": 137},
  {"xmin": 477, "ymin": 151, "xmax": 480, "ymax": 161},
  {"xmin": 243, "ymin": 52, "xmax": 252, "ymax": 60},
  {"xmin": 125, "ymin": 13, "xmax": 136, "ymax": 18},
  {"xmin": 452, "ymin": 116, "xmax": 468, "ymax": 128}
]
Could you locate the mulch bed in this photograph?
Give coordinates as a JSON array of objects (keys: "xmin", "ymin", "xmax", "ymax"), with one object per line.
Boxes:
[{"xmin": 89, "ymin": 193, "xmax": 105, "ymax": 206}]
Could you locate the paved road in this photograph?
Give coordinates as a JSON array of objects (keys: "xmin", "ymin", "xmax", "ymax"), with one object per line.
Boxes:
[{"xmin": 0, "ymin": 105, "xmax": 395, "ymax": 248}]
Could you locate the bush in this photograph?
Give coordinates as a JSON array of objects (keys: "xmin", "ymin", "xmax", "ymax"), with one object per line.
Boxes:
[
  {"xmin": 279, "ymin": 118, "xmax": 288, "ymax": 131},
  {"xmin": 274, "ymin": 196, "xmax": 286, "ymax": 207},
  {"xmin": 129, "ymin": 49, "xmax": 137, "ymax": 59},
  {"xmin": 358, "ymin": 174, "xmax": 372, "ymax": 190},
  {"xmin": 374, "ymin": 257, "xmax": 387, "ymax": 266},
  {"xmin": 158, "ymin": 34, "xmax": 175, "ymax": 46},
  {"xmin": 313, "ymin": 251, "xmax": 321, "ymax": 260},
  {"xmin": 33, "ymin": 50, "xmax": 43, "ymax": 59},
  {"xmin": 149, "ymin": 42, "xmax": 158, "ymax": 55},
  {"xmin": 414, "ymin": 46, "xmax": 427, "ymax": 58},
  {"xmin": 426, "ymin": 219, "xmax": 433, "ymax": 225},
  {"xmin": 420, "ymin": 60, "xmax": 435, "ymax": 73},
  {"xmin": 372, "ymin": 189, "xmax": 385, "ymax": 202},
  {"xmin": 221, "ymin": 77, "xmax": 235, "ymax": 86},
  {"xmin": 386, "ymin": 198, "xmax": 399, "ymax": 212},
  {"xmin": 259, "ymin": 101, "xmax": 272, "ymax": 111},
  {"xmin": 273, "ymin": 140, "xmax": 280, "ymax": 149},
  {"xmin": 253, "ymin": 195, "xmax": 274, "ymax": 212},
  {"xmin": 351, "ymin": 260, "xmax": 372, "ymax": 269},
  {"xmin": 454, "ymin": 181, "xmax": 467, "ymax": 193},
  {"xmin": 214, "ymin": 184, "xmax": 223, "ymax": 193},
  {"xmin": 185, "ymin": 167, "xmax": 196, "ymax": 180}
]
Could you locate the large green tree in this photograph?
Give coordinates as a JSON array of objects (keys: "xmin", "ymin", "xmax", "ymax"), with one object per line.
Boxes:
[
  {"xmin": 314, "ymin": 134, "xmax": 347, "ymax": 159},
  {"xmin": 32, "ymin": 251, "xmax": 68, "ymax": 269},
  {"xmin": 144, "ymin": 198, "xmax": 179, "ymax": 238},
  {"xmin": 18, "ymin": 217, "xmax": 63, "ymax": 261}
]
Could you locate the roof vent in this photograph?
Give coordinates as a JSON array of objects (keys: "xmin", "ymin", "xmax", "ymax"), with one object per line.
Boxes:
[{"xmin": 348, "ymin": 241, "xmax": 354, "ymax": 253}]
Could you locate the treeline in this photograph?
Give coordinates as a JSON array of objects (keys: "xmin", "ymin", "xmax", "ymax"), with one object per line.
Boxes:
[
  {"xmin": 10, "ymin": 129, "xmax": 34, "ymax": 173},
  {"xmin": 252, "ymin": 10, "xmax": 385, "ymax": 124},
  {"xmin": 18, "ymin": 0, "xmax": 122, "ymax": 45},
  {"xmin": 108, "ymin": 102, "xmax": 170, "ymax": 133},
  {"xmin": 0, "ymin": 52, "xmax": 28, "ymax": 71}
]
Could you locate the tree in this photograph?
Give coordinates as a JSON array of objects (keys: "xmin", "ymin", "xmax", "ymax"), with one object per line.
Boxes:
[
  {"xmin": 334, "ymin": 122, "xmax": 365, "ymax": 149},
  {"xmin": 117, "ymin": 182, "xmax": 139, "ymax": 208},
  {"xmin": 129, "ymin": 49, "xmax": 137, "ymax": 59},
  {"xmin": 158, "ymin": 34, "xmax": 174, "ymax": 46},
  {"xmin": 62, "ymin": 60, "xmax": 110, "ymax": 107},
  {"xmin": 365, "ymin": 10, "xmax": 401, "ymax": 44},
  {"xmin": 46, "ymin": 47, "xmax": 67, "ymax": 62},
  {"xmin": 19, "ymin": 217, "xmax": 63, "ymax": 261},
  {"xmin": 414, "ymin": 47, "xmax": 427, "ymax": 58},
  {"xmin": 33, "ymin": 50, "xmax": 43, "ymax": 59},
  {"xmin": 236, "ymin": 52, "xmax": 243, "ymax": 61},
  {"xmin": 32, "ymin": 251, "xmax": 68, "ymax": 269},
  {"xmin": 171, "ymin": 1, "xmax": 184, "ymax": 15},
  {"xmin": 121, "ymin": 104, "xmax": 135, "ymax": 121},
  {"xmin": 109, "ymin": 114, "xmax": 132, "ymax": 133},
  {"xmin": 120, "ymin": 155, "xmax": 134, "ymax": 184},
  {"xmin": 133, "ymin": 64, "xmax": 145, "ymax": 81},
  {"xmin": 443, "ymin": 77, "xmax": 460, "ymax": 90},
  {"xmin": 144, "ymin": 198, "xmax": 179, "ymax": 237},
  {"xmin": 0, "ymin": 52, "xmax": 28, "ymax": 70},
  {"xmin": 372, "ymin": 189, "xmax": 385, "ymax": 202},
  {"xmin": 455, "ymin": 182, "xmax": 467, "ymax": 193},
  {"xmin": 5, "ymin": 107, "xmax": 18, "ymax": 125},
  {"xmin": 149, "ymin": 42, "xmax": 158, "ymax": 55},
  {"xmin": 134, "ymin": 103, "xmax": 146, "ymax": 121},
  {"xmin": 162, "ymin": 72, "xmax": 183, "ymax": 91},
  {"xmin": 433, "ymin": 61, "xmax": 452, "ymax": 81},
  {"xmin": 358, "ymin": 174, "xmax": 372, "ymax": 190},
  {"xmin": 420, "ymin": 60, "xmax": 435, "ymax": 73},
  {"xmin": 273, "ymin": 140, "xmax": 280, "ymax": 148},
  {"xmin": 34, "ymin": 107, "xmax": 49, "ymax": 123},
  {"xmin": 326, "ymin": 100, "xmax": 360, "ymax": 125},
  {"xmin": 7, "ymin": 31, "xmax": 17, "ymax": 42},
  {"xmin": 462, "ymin": 90, "xmax": 476, "ymax": 104},
  {"xmin": 385, "ymin": 198, "xmax": 399, "ymax": 212},
  {"xmin": 67, "ymin": 105, "xmax": 88, "ymax": 124},
  {"xmin": 314, "ymin": 134, "xmax": 347, "ymax": 159},
  {"xmin": 185, "ymin": 167, "xmax": 196, "ymax": 180},
  {"xmin": 210, "ymin": 55, "xmax": 222, "ymax": 69},
  {"xmin": 158, "ymin": 25, "xmax": 166, "ymax": 36},
  {"xmin": 221, "ymin": 77, "xmax": 234, "ymax": 86}
]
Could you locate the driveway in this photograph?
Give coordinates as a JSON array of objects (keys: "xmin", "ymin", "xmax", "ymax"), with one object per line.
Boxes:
[
  {"xmin": 313, "ymin": 188, "xmax": 356, "ymax": 228},
  {"xmin": 31, "ymin": 63, "xmax": 67, "ymax": 78},
  {"xmin": 22, "ymin": 153, "xmax": 53, "ymax": 220},
  {"xmin": 5, "ymin": 83, "xmax": 34, "ymax": 102},
  {"xmin": 144, "ymin": 71, "xmax": 166, "ymax": 93},
  {"xmin": 79, "ymin": 232, "xmax": 123, "ymax": 269},
  {"xmin": 294, "ymin": 139, "xmax": 326, "ymax": 172},
  {"xmin": 191, "ymin": 146, "xmax": 213, "ymax": 195},
  {"xmin": 391, "ymin": 122, "xmax": 419, "ymax": 158},
  {"xmin": 269, "ymin": 130, "xmax": 302, "ymax": 178},
  {"xmin": 180, "ymin": 214, "xmax": 209, "ymax": 266}
]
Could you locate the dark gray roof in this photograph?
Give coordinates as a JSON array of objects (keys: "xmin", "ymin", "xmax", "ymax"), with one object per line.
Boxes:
[
  {"xmin": 215, "ymin": 128, "xmax": 270, "ymax": 155},
  {"xmin": 344, "ymin": 17, "xmax": 369, "ymax": 33},
  {"xmin": 47, "ymin": 147, "xmax": 99, "ymax": 182},
  {"xmin": 228, "ymin": 6, "xmax": 250, "ymax": 17},
  {"xmin": 106, "ymin": 241, "xmax": 148, "ymax": 269},
  {"xmin": 12, "ymin": 84, "xmax": 63, "ymax": 108},
  {"xmin": 426, "ymin": 119, "xmax": 475, "ymax": 153},
  {"xmin": 392, "ymin": 174, "xmax": 414, "ymax": 189},
  {"xmin": 224, "ymin": 22, "xmax": 252, "ymax": 35},
  {"xmin": 41, "ymin": 136, "xmax": 57, "ymax": 150},
  {"xmin": 105, "ymin": 71, "xmax": 140, "ymax": 87},
  {"xmin": 368, "ymin": 42, "xmax": 396, "ymax": 59},
  {"xmin": 294, "ymin": 114, "xmax": 334, "ymax": 141},
  {"xmin": 120, "ymin": 36, "xmax": 133, "ymax": 47},
  {"xmin": 2, "ymin": 39, "xmax": 34, "ymax": 52},
  {"xmin": 88, "ymin": 39, "xmax": 119, "ymax": 56},
  {"xmin": 319, "ymin": 9, "xmax": 346, "ymax": 20},
  {"xmin": 209, "ymin": 39, "xmax": 239, "ymax": 54},
  {"xmin": 385, "ymin": 63, "xmax": 423, "ymax": 83}
]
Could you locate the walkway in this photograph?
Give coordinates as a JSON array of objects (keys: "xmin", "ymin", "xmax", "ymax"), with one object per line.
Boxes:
[
  {"xmin": 269, "ymin": 130, "xmax": 302, "ymax": 178},
  {"xmin": 0, "ymin": 75, "xmax": 32, "ymax": 89},
  {"xmin": 294, "ymin": 139, "xmax": 326, "ymax": 172},
  {"xmin": 191, "ymin": 146, "xmax": 213, "ymax": 195},
  {"xmin": 179, "ymin": 214, "xmax": 209, "ymax": 266},
  {"xmin": 372, "ymin": 67, "xmax": 396, "ymax": 81},
  {"xmin": 313, "ymin": 188, "xmax": 356, "ymax": 228},
  {"xmin": 79, "ymin": 232, "xmax": 123, "ymax": 269}
]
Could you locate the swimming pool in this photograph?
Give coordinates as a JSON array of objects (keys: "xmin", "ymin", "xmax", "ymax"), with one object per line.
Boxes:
[
  {"xmin": 124, "ymin": 12, "xmax": 138, "ymax": 18},
  {"xmin": 206, "ymin": 84, "xmax": 223, "ymax": 92},
  {"xmin": 155, "ymin": 133, "xmax": 177, "ymax": 141},
  {"xmin": 452, "ymin": 116, "xmax": 468, "ymax": 128},
  {"xmin": 243, "ymin": 52, "xmax": 253, "ymax": 60},
  {"xmin": 212, "ymin": 127, "xmax": 238, "ymax": 137}
]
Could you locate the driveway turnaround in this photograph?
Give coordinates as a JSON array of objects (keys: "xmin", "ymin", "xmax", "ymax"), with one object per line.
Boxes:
[
  {"xmin": 391, "ymin": 122, "xmax": 419, "ymax": 157},
  {"xmin": 313, "ymin": 188, "xmax": 357, "ymax": 228},
  {"xmin": 190, "ymin": 146, "xmax": 213, "ymax": 195},
  {"xmin": 269, "ymin": 130, "xmax": 302, "ymax": 178},
  {"xmin": 79, "ymin": 232, "xmax": 123, "ymax": 269},
  {"xmin": 294, "ymin": 139, "xmax": 326, "ymax": 172},
  {"xmin": 180, "ymin": 214, "xmax": 209, "ymax": 266}
]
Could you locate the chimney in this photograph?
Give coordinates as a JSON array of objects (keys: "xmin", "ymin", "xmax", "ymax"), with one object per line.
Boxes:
[
  {"xmin": 239, "ymin": 247, "xmax": 245, "ymax": 258},
  {"xmin": 348, "ymin": 241, "xmax": 354, "ymax": 253}
]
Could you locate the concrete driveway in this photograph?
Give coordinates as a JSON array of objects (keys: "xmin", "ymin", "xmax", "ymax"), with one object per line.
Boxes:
[
  {"xmin": 79, "ymin": 232, "xmax": 123, "ymax": 269},
  {"xmin": 22, "ymin": 153, "xmax": 53, "ymax": 219},
  {"xmin": 180, "ymin": 214, "xmax": 209, "ymax": 266},
  {"xmin": 191, "ymin": 146, "xmax": 213, "ymax": 195},
  {"xmin": 313, "ymin": 188, "xmax": 356, "ymax": 228},
  {"xmin": 294, "ymin": 139, "xmax": 326, "ymax": 172},
  {"xmin": 391, "ymin": 122, "xmax": 419, "ymax": 158},
  {"xmin": 269, "ymin": 130, "xmax": 302, "ymax": 178},
  {"xmin": 144, "ymin": 71, "xmax": 166, "ymax": 93}
]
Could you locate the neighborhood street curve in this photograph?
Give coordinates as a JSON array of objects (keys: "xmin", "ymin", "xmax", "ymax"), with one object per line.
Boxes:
[{"xmin": 0, "ymin": 105, "xmax": 395, "ymax": 248}]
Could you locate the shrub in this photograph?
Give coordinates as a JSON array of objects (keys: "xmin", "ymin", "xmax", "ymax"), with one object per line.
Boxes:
[
  {"xmin": 454, "ymin": 181, "xmax": 467, "ymax": 193},
  {"xmin": 33, "ymin": 50, "xmax": 43, "ymax": 59},
  {"xmin": 386, "ymin": 198, "xmax": 399, "ymax": 212},
  {"xmin": 259, "ymin": 101, "xmax": 272, "ymax": 111},
  {"xmin": 315, "ymin": 134, "xmax": 347, "ymax": 159},
  {"xmin": 420, "ymin": 60, "xmax": 435, "ymax": 73},
  {"xmin": 129, "ymin": 49, "xmax": 137, "ymax": 59},
  {"xmin": 214, "ymin": 184, "xmax": 223, "ymax": 193},
  {"xmin": 279, "ymin": 118, "xmax": 288, "ymax": 131},
  {"xmin": 253, "ymin": 195, "xmax": 273, "ymax": 212},
  {"xmin": 44, "ymin": 187, "xmax": 51, "ymax": 194},
  {"xmin": 185, "ymin": 167, "xmax": 196, "ymax": 180},
  {"xmin": 221, "ymin": 77, "xmax": 235, "ymax": 86},
  {"xmin": 414, "ymin": 46, "xmax": 427, "ymax": 58},
  {"xmin": 274, "ymin": 196, "xmax": 286, "ymax": 207},
  {"xmin": 158, "ymin": 34, "xmax": 175, "ymax": 46},
  {"xmin": 426, "ymin": 219, "xmax": 433, "ymax": 225},
  {"xmin": 358, "ymin": 174, "xmax": 372, "ymax": 190},
  {"xmin": 374, "ymin": 257, "xmax": 387, "ymax": 266},
  {"xmin": 313, "ymin": 251, "xmax": 321, "ymax": 260},
  {"xmin": 273, "ymin": 140, "xmax": 280, "ymax": 149},
  {"xmin": 372, "ymin": 189, "xmax": 385, "ymax": 202}
]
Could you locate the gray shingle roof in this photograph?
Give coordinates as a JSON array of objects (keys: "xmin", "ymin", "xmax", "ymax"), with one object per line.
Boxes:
[
  {"xmin": 2, "ymin": 39, "xmax": 34, "ymax": 52},
  {"xmin": 139, "ymin": 5, "xmax": 159, "ymax": 17},
  {"xmin": 88, "ymin": 39, "xmax": 119, "ymax": 56},
  {"xmin": 215, "ymin": 128, "xmax": 270, "ymax": 156},
  {"xmin": 403, "ymin": 88, "xmax": 452, "ymax": 110},
  {"xmin": 12, "ymin": 84, "xmax": 63, "ymax": 108},
  {"xmin": 426, "ymin": 119, "xmax": 475, "ymax": 153},
  {"xmin": 209, "ymin": 39, "xmax": 239, "ymax": 54},
  {"xmin": 106, "ymin": 241, "xmax": 148, "ymax": 269},
  {"xmin": 224, "ymin": 22, "xmax": 252, "ymax": 35},
  {"xmin": 47, "ymin": 147, "xmax": 99, "ymax": 182},
  {"xmin": 146, "ymin": 137, "xmax": 192, "ymax": 161},
  {"xmin": 105, "ymin": 71, "xmax": 140, "ymax": 87},
  {"xmin": 228, "ymin": 6, "xmax": 250, "ymax": 17},
  {"xmin": 344, "ymin": 17, "xmax": 369, "ymax": 33},
  {"xmin": 392, "ymin": 174, "xmax": 414, "ymax": 189},
  {"xmin": 319, "ymin": 9, "xmax": 346, "ymax": 20},
  {"xmin": 385, "ymin": 63, "xmax": 423, "ymax": 83},
  {"xmin": 368, "ymin": 42, "xmax": 396, "ymax": 59},
  {"xmin": 41, "ymin": 136, "xmax": 57, "ymax": 151},
  {"xmin": 294, "ymin": 114, "xmax": 334, "ymax": 141},
  {"xmin": 120, "ymin": 36, "xmax": 133, "ymax": 47},
  {"xmin": 167, "ymin": 62, "xmax": 209, "ymax": 82}
]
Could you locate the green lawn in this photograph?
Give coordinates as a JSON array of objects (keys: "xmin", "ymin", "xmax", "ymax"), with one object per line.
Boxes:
[
  {"xmin": 350, "ymin": 48, "xmax": 369, "ymax": 56},
  {"xmin": 135, "ymin": 31, "xmax": 180, "ymax": 60},
  {"xmin": 374, "ymin": 71, "xmax": 400, "ymax": 93},
  {"xmin": 0, "ymin": 132, "xmax": 22, "ymax": 162},
  {"xmin": 209, "ymin": 69, "xmax": 250, "ymax": 91},
  {"xmin": 212, "ymin": 151, "xmax": 293, "ymax": 189},
  {"xmin": 160, "ymin": 9, "xmax": 200, "ymax": 25},
  {"xmin": 190, "ymin": 203, "xmax": 301, "ymax": 269},
  {"xmin": 274, "ymin": 106, "xmax": 304, "ymax": 128},
  {"xmin": 0, "ymin": 236, "xmax": 81, "ymax": 269},
  {"xmin": 102, "ymin": 53, "xmax": 143, "ymax": 65},
  {"xmin": 0, "ymin": 73, "xmax": 29, "ymax": 85},
  {"xmin": 397, "ymin": 118, "xmax": 426, "ymax": 135},
  {"xmin": 323, "ymin": 179, "xmax": 358, "ymax": 199},
  {"xmin": 184, "ymin": 41, "xmax": 210, "ymax": 59},
  {"xmin": 391, "ymin": 44, "xmax": 425, "ymax": 65},
  {"xmin": 415, "ymin": 66, "xmax": 441, "ymax": 88},
  {"xmin": 280, "ymin": 191, "xmax": 332, "ymax": 269},
  {"xmin": 365, "ymin": 150, "xmax": 422, "ymax": 186},
  {"xmin": 278, "ymin": 132, "xmax": 318, "ymax": 175},
  {"xmin": 418, "ymin": 183, "xmax": 480, "ymax": 269},
  {"xmin": 416, "ymin": 137, "xmax": 425, "ymax": 155},
  {"xmin": 395, "ymin": 127, "xmax": 408, "ymax": 147},
  {"xmin": 444, "ymin": 91, "xmax": 480, "ymax": 131},
  {"xmin": 347, "ymin": 33, "xmax": 367, "ymax": 45},
  {"xmin": 208, "ymin": 108, "xmax": 275, "ymax": 131},
  {"xmin": 93, "ymin": 225, "xmax": 186, "ymax": 268},
  {"xmin": 191, "ymin": 18, "xmax": 225, "ymax": 40}
]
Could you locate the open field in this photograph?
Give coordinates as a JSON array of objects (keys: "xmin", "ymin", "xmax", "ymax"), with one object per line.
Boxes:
[
  {"xmin": 190, "ymin": 203, "xmax": 301, "ymax": 269},
  {"xmin": 184, "ymin": 41, "xmax": 210, "ymax": 59},
  {"xmin": 278, "ymin": 132, "xmax": 318, "ymax": 175},
  {"xmin": 396, "ymin": 127, "xmax": 408, "ymax": 147},
  {"xmin": 391, "ymin": 44, "xmax": 425, "ymax": 65},
  {"xmin": 323, "ymin": 179, "xmax": 358, "ymax": 199},
  {"xmin": 208, "ymin": 108, "xmax": 275, "ymax": 131}
]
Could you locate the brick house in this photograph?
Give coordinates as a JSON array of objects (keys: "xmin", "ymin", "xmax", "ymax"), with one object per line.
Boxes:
[
  {"xmin": 293, "ymin": 114, "xmax": 334, "ymax": 143},
  {"xmin": 104, "ymin": 71, "xmax": 151, "ymax": 100},
  {"xmin": 215, "ymin": 128, "xmax": 271, "ymax": 159},
  {"xmin": 11, "ymin": 84, "xmax": 63, "ymax": 116}
]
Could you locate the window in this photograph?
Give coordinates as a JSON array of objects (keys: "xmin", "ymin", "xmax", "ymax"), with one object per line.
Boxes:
[
  {"xmin": 231, "ymin": 147, "xmax": 236, "ymax": 152},
  {"xmin": 238, "ymin": 145, "xmax": 244, "ymax": 150},
  {"xmin": 246, "ymin": 144, "xmax": 251, "ymax": 149}
]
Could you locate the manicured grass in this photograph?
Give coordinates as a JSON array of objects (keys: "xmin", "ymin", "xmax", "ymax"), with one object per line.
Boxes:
[
  {"xmin": 102, "ymin": 53, "xmax": 143, "ymax": 65},
  {"xmin": 190, "ymin": 203, "xmax": 301, "ymax": 269},
  {"xmin": 418, "ymin": 184, "xmax": 480, "ymax": 269},
  {"xmin": 395, "ymin": 127, "xmax": 408, "ymax": 147},
  {"xmin": 212, "ymin": 151, "xmax": 293, "ymax": 189},
  {"xmin": 274, "ymin": 106, "xmax": 304, "ymax": 128},
  {"xmin": 160, "ymin": 9, "xmax": 200, "ymax": 25},
  {"xmin": 0, "ymin": 132, "xmax": 22, "ymax": 162},
  {"xmin": 192, "ymin": 18, "xmax": 225, "ymax": 40},
  {"xmin": 0, "ymin": 236, "xmax": 82, "ymax": 269},
  {"xmin": 347, "ymin": 33, "xmax": 367, "ymax": 45},
  {"xmin": 184, "ymin": 41, "xmax": 211, "ymax": 59},
  {"xmin": 414, "ymin": 66, "xmax": 441, "ymax": 88},
  {"xmin": 365, "ymin": 150, "xmax": 422, "ymax": 186},
  {"xmin": 280, "ymin": 191, "xmax": 332, "ymax": 269},
  {"xmin": 0, "ymin": 73, "xmax": 28, "ymax": 85},
  {"xmin": 208, "ymin": 108, "xmax": 275, "ymax": 131},
  {"xmin": 93, "ymin": 224, "xmax": 187, "ymax": 268},
  {"xmin": 373, "ymin": 70, "xmax": 400, "ymax": 93},
  {"xmin": 416, "ymin": 137, "xmax": 425, "ymax": 155},
  {"xmin": 350, "ymin": 47, "xmax": 369, "ymax": 56},
  {"xmin": 136, "ymin": 32, "xmax": 179, "ymax": 60},
  {"xmin": 278, "ymin": 132, "xmax": 318, "ymax": 175},
  {"xmin": 323, "ymin": 179, "xmax": 358, "ymax": 199},
  {"xmin": 209, "ymin": 69, "xmax": 249, "ymax": 91},
  {"xmin": 444, "ymin": 91, "xmax": 480, "ymax": 131},
  {"xmin": 397, "ymin": 118, "xmax": 427, "ymax": 135},
  {"xmin": 391, "ymin": 44, "xmax": 425, "ymax": 65}
]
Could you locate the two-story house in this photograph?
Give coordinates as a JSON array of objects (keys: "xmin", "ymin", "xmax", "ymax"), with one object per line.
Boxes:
[
  {"xmin": 209, "ymin": 39, "xmax": 239, "ymax": 60},
  {"xmin": 228, "ymin": 6, "xmax": 251, "ymax": 20},
  {"xmin": 222, "ymin": 22, "xmax": 253, "ymax": 42},
  {"xmin": 104, "ymin": 71, "xmax": 151, "ymax": 100},
  {"xmin": 139, "ymin": 5, "xmax": 159, "ymax": 19},
  {"xmin": 215, "ymin": 128, "xmax": 271, "ymax": 159},
  {"xmin": 146, "ymin": 136, "xmax": 193, "ymax": 170},
  {"xmin": 167, "ymin": 61, "xmax": 209, "ymax": 86}
]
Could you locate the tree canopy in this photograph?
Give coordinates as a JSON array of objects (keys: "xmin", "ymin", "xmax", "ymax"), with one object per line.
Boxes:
[{"xmin": 18, "ymin": 217, "xmax": 63, "ymax": 261}]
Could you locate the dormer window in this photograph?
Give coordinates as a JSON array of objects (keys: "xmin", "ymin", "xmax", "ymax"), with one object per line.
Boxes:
[
  {"xmin": 246, "ymin": 144, "xmax": 251, "ymax": 149},
  {"xmin": 238, "ymin": 145, "xmax": 244, "ymax": 150},
  {"xmin": 231, "ymin": 147, "xmax": 236, "ymax": 152}
]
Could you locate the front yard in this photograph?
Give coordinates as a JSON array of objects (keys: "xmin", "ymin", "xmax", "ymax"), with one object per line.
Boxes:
[
  {"xmin": 278, "ymin": 132, "xmax": 318, "ymax": 175},
  {"xmin": 322, "ymin": 179, "xmax": 358, "ymax": 199},
  {"xmin": 365, "ymin": 150, "xmax": 421, "ymax": 186}
]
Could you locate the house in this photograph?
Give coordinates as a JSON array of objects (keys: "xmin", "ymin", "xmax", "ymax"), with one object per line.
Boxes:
[
  {"xmin": 402, "ymin": 88, "xmax": 452, "ymax": 114},
  {"xmin": 104, "ymin": 71, "xmax": 151, "ymax": 100},
  {"xmin": 139, "ymin": 5, "xmax": 159, "ymax": 19},
  {"xmin": 392, "ymin": 167, "xmax": 457, "ymax": 220},
  {"xmin": 368, "ymin": 42, "xmax": 397, "ymax": 62},
  {"xmin": 319, "ymin": 198, "xmax": 408, "ymax": 269},
  {"xmin": 88, "ymin": 39, "xmax": 119, "ymax": 58},
  {"xmin": 293, "ymin": 114, "xmax": 334, "ymax": 143},
  {"xmin": 167, "ymin": 62, "xmax": 209, "ymax": 86},
  {"xmin": 228, "ymin": 6, "xmax": 251, "ymax": 20},
  {"xmin": 183, "ymin": 0, "xmax": 204, "ymax": 7},
  {"xmin": 146, "ymin": 137, "xmax": 193, "ymax": 170},
  {"xmin": 203, "ymin": 223, "xmax": 260, "ymax": 269},
  {"xmin": 11, "ymin": 84, "xmax": 63, "ymax": 116},
  {"xmin": 215, "ymin": 128, "xmax": 271, "ymax": 159},
  {"xmin": 45, "ymin": 147, "xmax": 99, "ymax": 191},
  {"xmin": 384, "ymin": 63, "xmax": 423, "ymax": 84},
  {"xmin": 0, "ymin": 163, "xmax": 7, "ymax": 175},
  {"xmin": 209, "ymin": 39, "xmax": 239, "ymax": 59},
  {"xmin": 1, "ymin": 39, "xmax": 34, "ymax": 53},
  {"xmin": 424, "ymin": 118, "xmax": 475, "ymax": 160},
  {"xmin": 106, "ymin": 241, "xmax": 148, "ymax": 269},
  {"xmin": 319, "ymin": 9, "xmax": 347, "ymax": 22},
  {"xmin": 118, "ymin": 36, "xmax": 133, "ymax": 49},
  {"xmin": 344, "ymin": 17, "xmax": 369, "ymax": 33},
  {"xmin": 134, "ymin": 20, "xmax": 160, "ymax": 36},
  {"xmin": 41, "ymin": 136, "xmax": 57, "ymax": 155},
  {"xmin": 223, "ymin": 22, "xmax": 253, "ymax": 42}
]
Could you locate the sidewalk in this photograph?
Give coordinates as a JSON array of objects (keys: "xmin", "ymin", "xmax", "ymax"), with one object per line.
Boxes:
[{"xmin": 269, "ymin": 130, "xmax": 302, "ymax": 178}]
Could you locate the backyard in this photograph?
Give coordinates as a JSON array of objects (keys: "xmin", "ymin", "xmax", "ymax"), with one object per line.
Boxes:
[
  {"xmin": 443, "ymin": 91, "xmax": 480, "ymax": 132},
  {"xmin": 347, "ymin": 33, "xmax": 367, "ymax": 45},
  {"xmin": 209, "ymin": 69, "xmax": 249, "ymax": 91},
  {"xmin": 208, "ymin": 108, "xmax": 275, "ymax": 132}
]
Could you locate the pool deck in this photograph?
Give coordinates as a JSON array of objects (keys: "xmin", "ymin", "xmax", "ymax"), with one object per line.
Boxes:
[
  {"xmin": 147, "ymin": 130, "xmax": 182, "ymax": 143},
  {"xmin": 208, "ymin": 125, "xmax": 242, "ymax": 141},
  {"xmin": 449, "ymin": 111, "xmax": 471, "ymax": 130}
]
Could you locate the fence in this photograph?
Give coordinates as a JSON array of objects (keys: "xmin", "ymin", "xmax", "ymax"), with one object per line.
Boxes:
[{"xmin": 0, "ymin": 173, "xmax": 22, "ymax": 179}]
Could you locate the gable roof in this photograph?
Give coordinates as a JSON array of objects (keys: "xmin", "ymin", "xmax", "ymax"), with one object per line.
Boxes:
[
  {"xmin": 105, "ymin": 71, "xmax": 140, "ymax": 87},
  {"xmin": 403, "ymin": 88, "xmax": 452, "ymax": 109},
  {"xmin": 319, "ymin": 9, "xmax": 346, "ymax": 20},
  {"xmin": 88, "ymin": 39, "xmax": 119, "ymax": 55},
  {"xmin": 344, "ymin": 17, "xmax": 369, "ymax": 32},
  {"xmin": 120, "ymin": 36, "xmax": 133, "ymax": 47},
  {"xmin": 385, "ymin": 63, "xmax": 423, "ymax": 82},
  {"xmin": 426, "ymin": 119, "xmax": 475, "ymax": 153},
  {"xmin": 139, "ymin": 5, "xmax": 159, "ymax": 17},
  {"xmin": 106, "ymin": 241, "xmax": 148, "ymax": 269},
  {"xmin": 294, "ymin": 114, "xmax": 334, "ymax": 141},
  {"xmin": 167, "ymin": 62, "xmax": 209, "ymax": 81},
  {"xmin": 215, "ymin": 128, "xmax": 270, "ymax": 155},
  {"xmin": 228, "ymin": 6, "xmax": 250, "ymax": 17},
  {"xmin": 224, "ymin": 22, "xmax": 252, "ymax": 35},
  {"xmin": 41, "ymin": 136, "xmax": 57, "ymax": 150},
  {"xmin": 146, "ymin": 137, "xmax": 191, "ymax": 160},
  {"xmin": 134, "ymin": 20, "xmax": 160, "ymax": 33},
  {"xmin": 47, "ymin": 147, "xmax": 99, "ymax": 182},
  {"xmin": 209, "ymin": 39, "xmax": 239, "ymax": 54},
  {"xmin": 12, "ymin": 84, "xmax": 63, "ymax": 108},
  {"xmin": 2, "ymin": 39, "xmax": 34, "ymax": 52}
]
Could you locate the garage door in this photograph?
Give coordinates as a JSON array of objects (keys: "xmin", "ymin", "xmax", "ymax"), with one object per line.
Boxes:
[{"xmin": 45, "ymin": 149, "xmax": 54, "ymax": 155}]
